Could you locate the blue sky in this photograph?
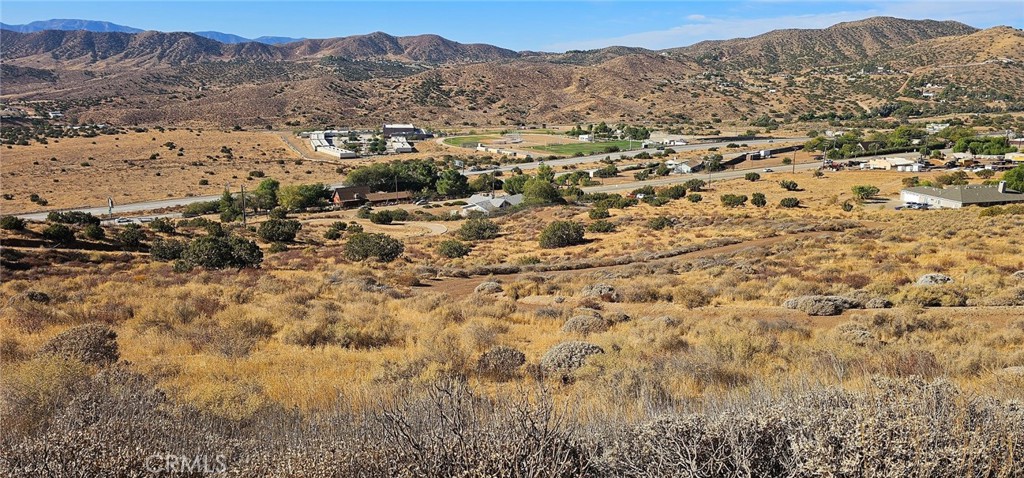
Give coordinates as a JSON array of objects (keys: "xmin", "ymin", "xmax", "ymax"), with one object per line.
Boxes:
[{"xmin": 2, "ymin": 1, "xmax": 1021, "ymax": 51}]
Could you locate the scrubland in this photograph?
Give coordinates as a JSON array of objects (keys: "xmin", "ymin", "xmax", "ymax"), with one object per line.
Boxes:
[{"xmin": 2, "ymin": 169, "xmax": 1023, "ymax": 476}]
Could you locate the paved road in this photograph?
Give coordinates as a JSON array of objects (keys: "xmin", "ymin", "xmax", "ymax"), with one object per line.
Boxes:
[{"xmin": 15, "ymin": 137, "xmax": 806, "ymax": 221}]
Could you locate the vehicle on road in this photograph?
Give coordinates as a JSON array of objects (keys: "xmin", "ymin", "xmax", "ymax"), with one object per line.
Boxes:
[
  {"xmin": 763, "ymin": 168, "xmax": 774, "ymax": 172},
  {"xmin": 115, "ymin": 217, "xmax": 131, "ymax": 224},
  {"xmin": 414, "ymin": 199, "xmax": 429, "ymax": 206}
]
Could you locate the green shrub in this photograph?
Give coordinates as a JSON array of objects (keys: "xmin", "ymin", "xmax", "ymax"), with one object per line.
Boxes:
[
  {"xmin": 538, "ymin": 221, "xmax": 586, "ymax": 248},
  {"xmin": 779, "ymin": 180, "xmax": 800, "ymax": 191},
  {"xmin": 687, "ymin": 193, "xmax": 703, "ymax": 203},
  {"xmin": 370, "ymin": 210, "xmax": 394, "ymax": 225},
  {"xmin": 257, "ymin": 219, "xmax": 301, "ymax": 242},
  {"xmin": 589, "ymin": 207, "xmax": 611, "ymax": 220},
  {"xmin": 587, "ymin": 220, "xmax": 616, "ymax": 233},
  {"xmin": 779, "ymin": 197, "xmax": 801, "ymax": 208},
  {"xmin": 116, "ymin": 224, "xmax": 146, "ymax": 248},
  {"xmin": 148, "ymin": 217, "xmax": 175, "ymax": 233},
  {"xmin": 648, "ymin": 216, "xmax": 673, "ymax": 230},
  {"xmin": 684, "ymin": 179, "xmax": 706, "ymax": 192},
  {"xmin": 657, "ymin": 184, "xmax": 687, "ymax": 199},
  {"xmin": 345, "ymin": 233, "xmax": 404, "ymax": 262},
  {"xmin": 437, "ymin": 240, "xmax": 472, "ymax": 258},
  {"xmin": 47, "ymin": 211, "xmax": 99, "ymax": 225},
  {"xmin": 745, "ymin": 172, "xmax": 761, "ymax": 181},
  {"xmin": 82, "ymin": 223, "xmax": 105, "ymax": 240},
  {"xmin": 751, "ymin": 193, "xmax": 767, "ymax": 207},
  {"xmin": 183, "ymin": 200, "xmax": 220, "ymax": 216},
  {"xmin": 0, "ymin": 215, "xmax": 26, "ymax": 230},
  {"xmin": 842, "ymin": 201, "xmax": 855, "ymax": 212},
  {"xmin": 851, "ymin": 185, "xmax": 880, "ymax": 201},
  {"xmin": 42, "ymin": 224, "xmax": 74, "ymax": 243},
  {"xmin": 457, "ymin": 217, "xmax": 500, "ymax": 241},
  {"xmin": 150, "ymin": 239, "xmax": 185, "ymax": 261},
  {"xmin": 182, "ymin": 235, "xmax": 262, "ymax": 269},
  {"xmin": 268, "ymin": 207, "xmax": 288, "ymax": 219},
  {"xmin": 324, "ymin": 229, "xmax": 342, "ymax": 240},
  {"xmin": 720, "ymin": 194, "xmax": 748, "ymax": 207}
]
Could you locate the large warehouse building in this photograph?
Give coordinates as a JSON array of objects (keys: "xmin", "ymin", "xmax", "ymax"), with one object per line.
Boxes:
[{"xmin": 900, "ymin": 182, "xmax": 1024, "ymax": 209}]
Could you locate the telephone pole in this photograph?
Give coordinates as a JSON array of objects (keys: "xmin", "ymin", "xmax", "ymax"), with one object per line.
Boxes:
[{"xmin": 240, "ymin": 184, "xmax": 246, "ymax": 226}]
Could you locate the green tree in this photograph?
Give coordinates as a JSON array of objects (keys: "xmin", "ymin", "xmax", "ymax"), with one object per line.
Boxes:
[
  {"xmin": 657, "ymin": 184, "xmax": 688, "ymax": 199},
  {"xmin": 538, "ymin": 221, "xmax": 585, "ymax": 248},
  {"xmin": 278, "ymin": 183, "xmax": 327, "ymax": 210},
  {"xmin": 587, "ymin": 220, "xmax": 616, "ymax": 233},
  {"xmin": 457, "ymin": 217, "xmax": 499, "ymax": 241},
  {"xmin": 687, "ymin": 193, "xmax": 703, "ymax": 203},
  {"xmin": 647, "ymin": 216, "xmax": 673, "ymax": 230},
  {"xmin": 251, "ymin": 178, "xmax": 280, "ymax": 212},
  {"xmin": 502, "ymin": 174, "xmax": 531, "ymax": 195},
  {"xmin": 523, "ymin": 178, "xmax": 561, "ymax": 205},
  {"xmin": 344, "ymin": 233, "xmax": 404, "ymax": 262},
  {"xmin": 745, "ymin": 172, "xmax": 761, "ymax": 182},
  {"xmin": 436, "ymin": 169, "xmax": 470, "ymax": 198},
  {"xmin": 589, "ymin": 207, "xmax": 611, "ymax": 219},
  {"xmin": 149, "ymin": 217, "xmax": 175, "ymax": 233},
  {"xmin": 1003, "ymin": 165, "xmax": 1024, "ymax": 192},
  {"xmin": 535, "ymin": 164, "xmax": 556, "ymax": 183},
  {"xmin": 257, "ymin": 219, "xmax": 301, "ymax": 242},
  {"xmin": 684, "ymin": 179, "xmax": 705, "ymax": 192},
  {"xmin": 369, "ymin": 210, "xmax": 394, "ymax": 225},
  {"xmin": 181, "ymin": 235, "xmax": 261, "ymax": 269},
  {"xmin": 976, "ymin": 169, "xmax": 996, "ymax": 180},
  {"xmin": 469, "ymin": 173, "xmax": 503, "ymax": 193}
]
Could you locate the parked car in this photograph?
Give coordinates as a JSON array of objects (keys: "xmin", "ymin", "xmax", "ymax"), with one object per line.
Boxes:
[
  {"xmin": 115, "ymin": 217, "xmax": 131, "ymax": 224},
  {"xmin": 414, "ymin": 199, "xmax": 429, "ymax": 206},
  {"xmin": 763, "ymin": 168, "xmax": 774, "ymax": 172}
]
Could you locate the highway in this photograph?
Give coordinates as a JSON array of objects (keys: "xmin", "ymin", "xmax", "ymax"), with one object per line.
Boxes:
[{"xmin": 15, "ymin": 136, "xmax": 808, "ymax": 221}]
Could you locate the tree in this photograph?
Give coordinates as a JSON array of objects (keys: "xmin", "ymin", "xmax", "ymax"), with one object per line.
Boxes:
[
  {"xmin": 523, "ymin": 178, "xmax": 561, "ymax": 205},
  {"xmin": 687, "ymin": 193, "xmax": 703, "ymax": 203},
  {"xmin": 538, "ymin": 221, "xmax": 585, "ymax": 248},
  {"xmin": 278, "ymin": 183, "xmax": 327, "ymax": 210},
  {"xmin": 976, "ymin": 169, "xmax": 996, "ymax": 180},
  {"xmin": 647, "ymin": 216, "xmax": 673, "ymax": 230},
  {"xmin": 344, "ymin": 233, "xmax": 404, "ymax": 262},
  {"xmin": 257, "ymin": 219, "xmax": 301, "ymax": 242},
  {"xmin": 47, "ymin": 211, "xmax": 100, "ymax": 225},
  {"xmin": 779, "ymin": 180, "xmax": 800, "ymax": 191},
  {"xmin": 0, "ymin": 215, "xmax": 25, "ymax": 230},
  {"xmin": 437, "ymin": 240, "xmax": 471, "ymax": 258},
  {"xmin": 745, "ymin": 172, "xmax": 761, "ymax": 182},
  {"xmin": 589, "ymin": 207, "xmax": 611, "ymax": 219},
  {"xmin": 720, "ymin": 194, "xmax": 748, "ymax": 207},
  {"xmin": 779, "ymin": 197, "xmax": 801, "ymax": 208},
  {"xmin": 587, "ymin": 220, "xmax": 616, "ymax": 233},
  {"xmin": 251, "ymin": 178, "xmax": 280, "ymax": 212},
  {"xmin": 436, "ymin": 169, "xmax": 470, "ymax": 198},
  {"xmin": 457, "ymin": 217, "xmax": 499, "ymax": 241},
  {"xmin": 1003, "ymin": 165, "xmax": 1024, "ymax": 192},
  {"xmin": 684, "ymin": 179, "xmax": 705, "ymax": 192},
  {"xmin": 43, "ymin": 224, "xmax": 74, "ymax": 243},
  {"xmin": 117, "ymin": 224, "xmax": 146, "ymax": 249},
  {"xmin": 851, "ymin": 185, "xmax": 880, "ymax": 201},
  {"xmin": 502, "ymin": 174, "xmax": 531, "ymax": 195},
  {"xmin": 469, "ymin": 174, "xmax": 503, "ymax": 193},
  {"xmin": 536, "ymin": 164, "xmax": 556, "ymax": 183},
  {"xmin": 149, "ymin": 217, "xmax": 175, "ymax": 233},
  {"xmin": 751, "ymin": 192, "xmax": 767, "ymax": 207}
]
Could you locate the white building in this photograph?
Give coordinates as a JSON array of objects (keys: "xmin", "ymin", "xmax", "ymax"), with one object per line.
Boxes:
[
  {"xmin": 578, "ymin": 134, "xmax": 594, "ymax": 142},
  {"xmin": 459, "ymin": 194, "xmax": 525, "ymax": 216},
  {"xmin": 387, "ymin": 136, "xmax": 414, "ymax": 154},
  {"xmin": 900, "ymin": 182, "xmax": 1023, "ymax": 209}
]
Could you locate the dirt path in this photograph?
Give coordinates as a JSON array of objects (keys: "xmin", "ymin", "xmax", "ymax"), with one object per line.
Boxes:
[{"xmin": 419, "ymin": 229, "xmax": 831, "ymax": 297}]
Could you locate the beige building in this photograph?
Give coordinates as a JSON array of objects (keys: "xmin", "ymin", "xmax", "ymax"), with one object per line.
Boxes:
[{"xmin": 900, "ymin": 182, "xmax": 1024, "ymax": 209}]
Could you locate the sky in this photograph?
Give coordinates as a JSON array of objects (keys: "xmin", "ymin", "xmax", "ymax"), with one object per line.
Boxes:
[{"xmin": 2, "ymin": 1, "xmax": 1021, "ymax": 51}]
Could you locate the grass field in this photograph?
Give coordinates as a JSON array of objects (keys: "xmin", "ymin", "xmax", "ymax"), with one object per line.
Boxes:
[
  {"xmin": 442, "ymin": 135, "xmax": 501, "ymax": 147},
  {"xmin": 529, "ymin": 140, "xmax": 641, "ymax": 155}
]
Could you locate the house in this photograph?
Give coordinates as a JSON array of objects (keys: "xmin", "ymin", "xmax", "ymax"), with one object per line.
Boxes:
[
  {"xmin": 460, "ymin": 194, "xmax": 524, "ymax": 216},
  {"xmin": 365, "ymin": 191, "xmax": 412, "ymax": 205},
  {"xmin": 865, "ymin": 157, "xmax": 915, "ymax": 170},
  {"xmin": 900, "ymin": 182, "xmax": 1024, "ymax": 209},
  {"xmin": 331, "ymin": 186, "xmax": 371, "ymax": 208},
  {"xmin": 670, "ymin": 159, "xmax": 704, "ymax": 174},
  {"xmin": 578, "ymin": 134, "xmax": 594, "ymax": 142},
  {"xmin": 382, "ymin": 124, "xmax": 417, "ymax": 138},
  {"xmin": 47, "ymin": 111, "xmax": 63, "ymax": 119}
]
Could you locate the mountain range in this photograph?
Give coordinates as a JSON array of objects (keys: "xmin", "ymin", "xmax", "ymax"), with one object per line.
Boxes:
[
  {"xmin": 1, "ymin": 17, "xmax": 1021, "ymax": 128},
  {"xmin": 0, "ymin": 18, "xmax": 303, "ymax": 44}
]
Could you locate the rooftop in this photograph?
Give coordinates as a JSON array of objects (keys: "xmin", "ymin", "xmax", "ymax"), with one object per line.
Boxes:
[{"xmin": 903, "ymin": 184, "xmax": 1023, "ymax": 205}]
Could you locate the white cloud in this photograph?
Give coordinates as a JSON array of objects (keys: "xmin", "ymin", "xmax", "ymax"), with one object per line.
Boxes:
[{"xmin": 543, "ymin": 1, "xmax": 1021, "ymax": 52}]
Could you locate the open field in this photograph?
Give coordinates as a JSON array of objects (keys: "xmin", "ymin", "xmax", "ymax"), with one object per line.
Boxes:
[
  {"xmin": 529, "ymin": 139, "xmax": 641, "ymax": 155},
  {"xmin": 442, "ymin": 135, "xmax": 501, "ymax": 147}
]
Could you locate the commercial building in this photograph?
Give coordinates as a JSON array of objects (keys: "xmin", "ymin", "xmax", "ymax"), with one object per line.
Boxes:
[
  {"xmin": 383, "ymin": 124, "xmax": 417, "ymax": 138},
  {"xmin": 900, "ymin": 182, "xmax": 1024, "ymax": 209}
]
